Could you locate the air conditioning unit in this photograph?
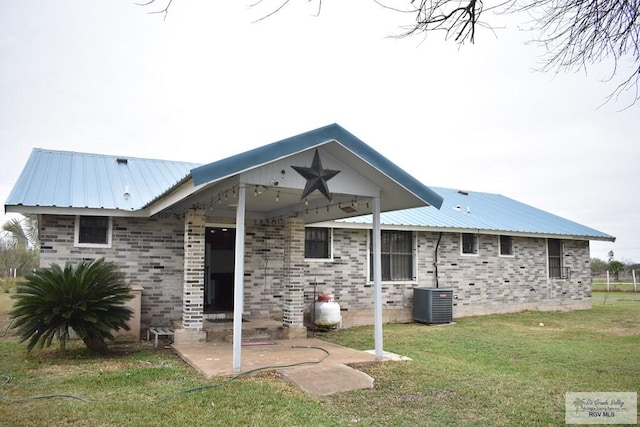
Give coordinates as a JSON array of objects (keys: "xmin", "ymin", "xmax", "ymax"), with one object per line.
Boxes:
[{"xmin": 413, "ymin": 287, "xmax": 453, "ymax": 324}]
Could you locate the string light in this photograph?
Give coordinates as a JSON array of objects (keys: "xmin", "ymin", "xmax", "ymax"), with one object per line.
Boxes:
[{"xmin": 206, "ymin": 184, "xmax": 373, "ymax": 220}]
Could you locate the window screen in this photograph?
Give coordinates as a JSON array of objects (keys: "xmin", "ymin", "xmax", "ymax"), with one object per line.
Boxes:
[
  {"xmin": 78, "ymin": 216, "xmax": 110, "ymax": 245},
  {"xmin": 305, "ymin": 227, "xmax": 330, "ymax": 259}
]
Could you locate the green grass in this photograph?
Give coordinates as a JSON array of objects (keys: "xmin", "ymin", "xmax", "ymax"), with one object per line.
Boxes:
[
  {"xmin": 592, "ymin": 281, "xmax": 638, "ymax": 292},
  {"xmin": 1, "ymin": 292, "xmax": 639, "ymax": 426}
]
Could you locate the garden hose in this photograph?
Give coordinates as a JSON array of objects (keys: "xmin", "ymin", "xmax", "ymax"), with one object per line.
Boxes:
[{"xmin": 0, "ymin": 374, "xmax": 89, "ymax": 403}]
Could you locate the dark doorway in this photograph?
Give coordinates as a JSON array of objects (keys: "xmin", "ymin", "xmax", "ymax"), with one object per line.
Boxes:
[{"xmin": 204, "ymin": 227, "xmax": 235, "ymax": 313}]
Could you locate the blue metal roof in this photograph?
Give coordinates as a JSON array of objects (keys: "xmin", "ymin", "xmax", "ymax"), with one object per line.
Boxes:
[
  {"xmin": 4, "ymin": 140, "xmax": 615, "ymax": 242},
  {"xmin": 191, "ymin": 123, "xmax": 444, "ymax": 209},
  {"xmin": 5, "ymin": 149, "xmax": 198, "ymax": 211},
  {"xmin": 336, "ymin": 187, "xmax": 615, "ymax": 241}
]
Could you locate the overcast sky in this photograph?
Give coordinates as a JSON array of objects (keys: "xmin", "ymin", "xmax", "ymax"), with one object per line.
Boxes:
[{"xmin": 1, "ymin": 1, "xmax": 638, "ymax": 262}]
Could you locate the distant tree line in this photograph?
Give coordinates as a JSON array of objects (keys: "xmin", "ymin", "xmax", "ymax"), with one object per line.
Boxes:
[{"xmin": 591, "ymin": 257, "xmax": 635, "ymax": 281}]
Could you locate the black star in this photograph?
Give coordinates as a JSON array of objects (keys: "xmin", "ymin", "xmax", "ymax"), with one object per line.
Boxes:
[{"xmin": 291, "ymin": 149, "xmax": 341, "ymax": 201}]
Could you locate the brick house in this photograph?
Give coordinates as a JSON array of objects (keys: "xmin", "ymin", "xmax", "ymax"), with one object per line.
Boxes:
[{"xmin": 5, "ymin": 124, "xmax": 614, "ymax": 370}]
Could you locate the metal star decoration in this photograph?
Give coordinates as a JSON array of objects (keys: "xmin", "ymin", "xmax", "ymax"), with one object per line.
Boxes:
[{"xmin": 291, "ymin": 149, "xmax": 341, "ymax": 201}]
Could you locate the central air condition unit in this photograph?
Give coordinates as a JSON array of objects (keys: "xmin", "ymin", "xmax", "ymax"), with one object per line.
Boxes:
[{"xmin": 413, "ymin": 287, "xmax": 453, "ymax": 324}]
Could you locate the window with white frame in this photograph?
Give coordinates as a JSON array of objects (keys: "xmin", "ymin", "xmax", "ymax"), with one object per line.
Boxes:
[
  {"xmin": 370, "ymin": 230, "xmax": 415, "ymax": 281},
  {"xmin": 75, "ymin": 216, "xmax": 112, "ymax": 247},
  {"xmin": 461, "ymin": 233, "xmax": 478, "ymax": 255},
  {"xmin": 304, "ymin": 227, "xmax": 331, "ymax": 259},
  {"xmin": 499, "ymin": 235, "xmax": 514, "ymax": 256}
]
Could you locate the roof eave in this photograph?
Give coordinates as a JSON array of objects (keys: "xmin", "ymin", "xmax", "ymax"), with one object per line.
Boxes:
[
  {"xmin": 312, "ymin": 220, "xmax": 616, "ymax": 242},
  {"xmin": 4, "ymin": 204, "xmax": 149, "ymax": 218}
]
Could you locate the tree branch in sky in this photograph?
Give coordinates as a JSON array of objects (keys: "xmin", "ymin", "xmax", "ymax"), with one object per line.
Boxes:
[{"xmin": 138, "ymin": 0, "xmax": 640, "ymax": 106}]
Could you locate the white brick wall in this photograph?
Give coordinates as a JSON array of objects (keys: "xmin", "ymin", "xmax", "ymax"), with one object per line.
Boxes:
[{"xmin": 40, "ymin": 213, "xmax": 593, "ymax": 331}]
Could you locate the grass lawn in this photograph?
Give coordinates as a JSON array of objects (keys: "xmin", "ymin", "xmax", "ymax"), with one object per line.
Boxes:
[
  {"xmin": 1, "ymin": 291, "xmax": 638, "ymax": 426},
  {"xmin": 592, "ymin": 281, "xmax": 638, "ymax": 292}
]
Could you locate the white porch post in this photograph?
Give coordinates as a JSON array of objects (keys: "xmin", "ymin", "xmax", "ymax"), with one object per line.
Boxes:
[
  {"xmin": 372, "ymin": 195, "xmax": 383, "ymax": 360},
  {"xmin": 232, "ymin": 184, "xmax": 246, "ymax": 373}
]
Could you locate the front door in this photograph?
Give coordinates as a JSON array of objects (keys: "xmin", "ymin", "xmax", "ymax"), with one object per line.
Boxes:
[{"xmin": 204, "ymin": 227, "xmax": 235, "ymax": 313}]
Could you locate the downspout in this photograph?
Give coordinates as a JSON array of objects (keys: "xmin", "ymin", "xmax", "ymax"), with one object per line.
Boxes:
[{"xmin": 434, "ymin": 232, "xmax": 442, "ymax": 288}]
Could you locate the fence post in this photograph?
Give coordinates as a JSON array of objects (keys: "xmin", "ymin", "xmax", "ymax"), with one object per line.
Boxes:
[
  {"xmin": 606, "ymin": 271, "xmax": 610, "ymax": 291},
  {"xmin": 633, "ymin": 269, "xmax": 637, "ymax": 292}
]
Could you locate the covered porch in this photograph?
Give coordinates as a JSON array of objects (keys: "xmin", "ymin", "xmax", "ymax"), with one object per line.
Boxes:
[{"xmin": 149, "ymin": 124, "xmax": 442, "ymax": 373}]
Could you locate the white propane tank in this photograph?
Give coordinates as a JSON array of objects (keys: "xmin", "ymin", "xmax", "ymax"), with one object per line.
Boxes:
[{"xmin": 314, "ymin": 293, "xmax": 341, "ymax": 328}]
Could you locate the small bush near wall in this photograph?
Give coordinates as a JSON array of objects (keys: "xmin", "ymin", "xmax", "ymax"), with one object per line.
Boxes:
[{"xmin": 0, "ymin": 277, "xmax": 17, "ymax": 293}]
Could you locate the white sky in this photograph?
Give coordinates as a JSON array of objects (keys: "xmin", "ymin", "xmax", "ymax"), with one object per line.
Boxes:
[{"xmin": 1, "ymin": 1, "xmax": 638, "ymax": 262}]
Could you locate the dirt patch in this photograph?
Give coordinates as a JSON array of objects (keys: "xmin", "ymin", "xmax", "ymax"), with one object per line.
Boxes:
[
  {"xmin": 30, "ymin": 363, "xmax": 95, "ymax": 377},
  {"xmin": 395, "ymin": 394, "xmax": 423, "ymax": 402},
  {"xmin": 100, "ymin": 361, "xmax": 125, "ymax": 371}
]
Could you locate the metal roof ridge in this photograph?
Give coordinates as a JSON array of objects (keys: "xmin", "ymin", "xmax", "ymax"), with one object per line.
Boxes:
[{"xmin": 28, "ymin": 147, "xmax": 203, "ymax": 165}]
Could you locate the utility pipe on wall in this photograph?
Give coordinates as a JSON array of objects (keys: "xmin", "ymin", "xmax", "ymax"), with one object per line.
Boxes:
[{"xmin": 434, "ymin": 232, "xmax": 442, "ymax": 288}]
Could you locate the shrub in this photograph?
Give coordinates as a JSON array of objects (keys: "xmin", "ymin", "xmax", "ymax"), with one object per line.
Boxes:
[
  {"xmin": 10, "ymin": 258, "xmax": 133, "ymax": 354},
  {"xmin": 0, "ymin": 277, "xmax": 17, "ymax": 293}
]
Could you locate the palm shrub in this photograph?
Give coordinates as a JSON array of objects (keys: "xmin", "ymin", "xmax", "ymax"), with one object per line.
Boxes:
[{"xmin": 10, "ymin": 258, "xmax": 133, "ymax": 354}]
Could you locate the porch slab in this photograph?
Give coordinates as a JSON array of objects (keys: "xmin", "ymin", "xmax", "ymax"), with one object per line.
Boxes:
[
  {"xmin": 171, "ymin": 338, "xmax": 406, "ymax": 395},
  {"xmin": 279, "ymin": 363, "xmax": 374, "ymax": 396}
]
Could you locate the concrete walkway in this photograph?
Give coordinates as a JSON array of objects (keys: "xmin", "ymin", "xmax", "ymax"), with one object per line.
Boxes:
[{"xmin": 171, "ymin": 338, "xmax": 411, "ymax": 396}]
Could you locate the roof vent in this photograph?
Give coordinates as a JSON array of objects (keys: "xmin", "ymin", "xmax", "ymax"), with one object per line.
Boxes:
[{"xmin": 116, "ymin": 158, "xmax": 128, "ymax": 165}]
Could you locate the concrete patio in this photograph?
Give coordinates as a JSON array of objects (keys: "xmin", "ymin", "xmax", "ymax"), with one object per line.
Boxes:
[{"xmin": 171, "ymin": 338, "xmax": 411, "ymax": 396}]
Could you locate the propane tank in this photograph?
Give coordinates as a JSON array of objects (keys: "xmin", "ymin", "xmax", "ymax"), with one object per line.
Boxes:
[{"xmin": 314, "ymin": 293, "xmax": 341, "ymax": 328}]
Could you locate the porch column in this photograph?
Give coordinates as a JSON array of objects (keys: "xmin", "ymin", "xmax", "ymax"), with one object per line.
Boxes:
[
  {"xmin": 282, "ymin": 217, "xmax": 307, "ymax": 337},
  {"xmin": 175, "ymin": 208, "xmax": 207, "ymax": 344},
  {"xmin": 372, "ymin": 195, "xmax": 383, "ymax": 360},
  {"xmin": 232, "ymin": 184, "xmax": 246, "ymax": 373}
]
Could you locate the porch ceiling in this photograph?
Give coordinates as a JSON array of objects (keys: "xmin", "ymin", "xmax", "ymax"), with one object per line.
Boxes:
[{"xmin": 160, "ymin": 174, "xmax": 379, "ymax": 223}]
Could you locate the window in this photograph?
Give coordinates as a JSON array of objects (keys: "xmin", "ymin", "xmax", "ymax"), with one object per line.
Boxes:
[
  {"xmin": 461, "ymin": 233, "xmax": 478, "ymax": 255},
  {"xmin": 305, "ymin": 227, "xmax": 331, "ymax": 259},
  {"xmin": 370, "ymin": 230, "xmax": 414, "ymax": 281},
  {"xmin": 548, "ymin": 238, "xmax": 567, "ymax": 278},
  {"xmin": 75, "ymin": 216, "xmax": 111, "ymax": 247},
  {"xmin": 499, "ymin": 235, "xmax": 514, "ymax": 256}
]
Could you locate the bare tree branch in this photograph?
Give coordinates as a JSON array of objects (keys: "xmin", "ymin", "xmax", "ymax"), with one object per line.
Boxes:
[
  {"xmin": 251, "ymin": 0, "xmax": 293, "ymax": 24},
  {"xmin": 511, "ymin": 0, "xmax": 640, "ymax": 107},
  {"xmin": 249, "ymin": 0, "xmax": 324, "ymax": 23},
  {"xmin": 136, "ymin": 0, "xmax": 173, "ymax": 21},
  {"xmin": 136, "ymin": 0, "xmax": 640, "ymax": 105},
  {"xmin": 390, "ymin": 1, "xmax": 513, "ymax": 43}
]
